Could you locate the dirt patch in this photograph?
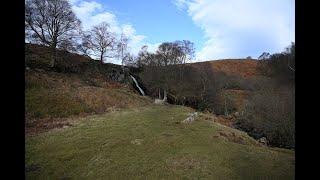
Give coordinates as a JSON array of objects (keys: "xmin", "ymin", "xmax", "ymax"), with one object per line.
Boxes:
[
  {"xmin": 198, "ymin": 113, "xmax": 214, "ymax": 122},
  {"xmin": 25, "ymin": 163, "xmax": 41, "ymax": 172},
  {"xmin": 214, "ymin": 115, "xmax": 235, "ymax": 128},
  {"xmin": 212, "ymin": 131, "xmax": 246, "ymax": 145},
  {"xmin": 25, "ymin": 117, "xmax": 78, "ymax": 136},
  {"xmin": 212, "ymin": 130, "xmax": 261, "ymax": 146},
  {"xmin": 162, "ymin": 133, "xmax": 174, "ymax": 137}
]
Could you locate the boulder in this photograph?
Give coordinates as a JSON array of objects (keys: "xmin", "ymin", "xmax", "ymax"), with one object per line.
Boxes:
[
  {"xmin": 258, "ymin": 137, "xmax": 268, "ymax": 145},
  {"xmin": 182, "ymin": 112, "xmax": 198, "ymax": 124},
  {"xmin": 154, "ymin": 99, "xmax": 165, "ymax": 104}
]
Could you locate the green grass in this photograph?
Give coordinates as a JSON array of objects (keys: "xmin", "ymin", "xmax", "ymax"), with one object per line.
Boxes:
[{"xmin": 26, "ymin": 105, "xmax": 294, "ymax": 179}]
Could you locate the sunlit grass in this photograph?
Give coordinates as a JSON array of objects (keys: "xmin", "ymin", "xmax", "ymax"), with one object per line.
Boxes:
[{"xmin": 26, "ymin": 105, "xmax": 294, "ymax": 179}]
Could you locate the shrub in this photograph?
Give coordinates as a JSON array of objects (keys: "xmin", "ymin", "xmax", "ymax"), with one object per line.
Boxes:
[{"xmin": 235, "ymin": 88, "xmax": 295, "ymax": 148}]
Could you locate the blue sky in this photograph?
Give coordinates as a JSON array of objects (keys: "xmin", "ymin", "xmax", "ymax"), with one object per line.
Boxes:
[
  {"xmin": 95, "ymin": 0, "xmax": 204, "ymax": 44},
  {"xmin": 70, "ymin": 0, "xmax": 295, "ymax": 63}
]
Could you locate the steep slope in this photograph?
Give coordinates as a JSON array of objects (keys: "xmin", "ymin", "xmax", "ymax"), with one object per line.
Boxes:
[
  {"xmin": 25, "ymin": 43, "xmax": 152, "ymax": 135},
  {"xmin": 25, "ymin": 69, "xmax": 152, "ymax": 135}
]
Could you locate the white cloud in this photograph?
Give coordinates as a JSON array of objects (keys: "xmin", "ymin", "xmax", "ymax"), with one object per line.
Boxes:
[
  {"xmin": 70, "ymin": 0, "xmax": 159, "ymax": 64},
  {"xmin": 174, "ymin": 0, "xmax": 295, "ymax": 61},
  {"xmin": 173, "ymin": 0, "xmax": 188, "ymax": 10},
  {"xmin": 145, "ymin": 43, "xmax": 162, "ymax": 53},
  {"xmin": 121, "ymin": 24, "xmax": 136, "ymax": 37},
  {"xmin": 71, "ymin": 1, "xmax": 116, "ymax": 31}
]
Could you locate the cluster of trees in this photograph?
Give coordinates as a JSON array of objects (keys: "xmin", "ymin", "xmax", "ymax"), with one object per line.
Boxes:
[
  {"xmin": 130, "ymin": 43, "xmax": 236, "ymax": 114},
  {"xmin": 236, "ymin": 86, "xmax": 295, "ymax": 148},
  {"xmin": 236, "ymin": 43, "xmax": 295, "ymax": 148},
  {"xmin": 258, "ymin": 42, "xmax": 295, "ymax": 82},
  {"xmin": 126, "ymin": 40, "xmax": 196, "ymax": 101},
  {"xmin": 25, "ymin": 0, "xmax": 130, "ymax": 67},
  {"xmin": 135, "ymin": 40, "xmax": 195, "ymax": 67}
]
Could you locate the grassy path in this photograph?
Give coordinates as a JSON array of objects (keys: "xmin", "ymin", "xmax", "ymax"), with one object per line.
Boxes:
[{"xmin": 26, "ymin": 105, "xmax": 294, "ymax": 179}]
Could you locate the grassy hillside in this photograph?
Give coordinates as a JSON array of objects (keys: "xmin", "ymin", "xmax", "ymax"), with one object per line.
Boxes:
[
  {"xmin": 26, "ymin": 105, "xmax": 294, "ymax": 179},
  {"xmin": 25, "ymin": 68, "xmax": 151, "ymax": 135},
  {"xmin": 25, "ymin": 43, "xmax": 152, "ymax": 135}
]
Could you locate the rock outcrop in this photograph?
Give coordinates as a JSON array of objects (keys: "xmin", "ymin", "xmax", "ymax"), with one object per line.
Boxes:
[{"xmin": 182, "ymin": 112, "xmax": 198, "ymax": 124}]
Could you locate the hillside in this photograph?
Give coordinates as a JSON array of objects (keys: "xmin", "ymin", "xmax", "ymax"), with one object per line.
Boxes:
[
  {"xmin": 25, "ymin": 68, "xmax": 152, "ymax": 135},
  {"xmin": 199, "ymin": 59, "xmax": 261, "ymax": 78},
  {"xmin": 196, "ymin": 58, "xmax": 262, "ymax": 103},
  {"xmin": 25, "ymin": 43, "xmax": 152, "ymax": 135},
  {"xmin": 25, "ymin": 44, "xmax": 294, "ymax": 179},
  {"xmin": 188, "ymin": 59, "xmax": 267, "ymax": 116},
  {"xmin": 25, "ymin": 44, "xmax": 260, "ymax": 134}
]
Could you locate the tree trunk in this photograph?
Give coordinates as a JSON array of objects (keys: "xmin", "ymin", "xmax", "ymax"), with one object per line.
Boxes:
[
  {"xmin": 158, "ymin": 88, "xmax": 161, "ymax": 99},
  {"xmin": 50, "ymin": 43, "xmax": 57, "ymax": 68},
  {"xmin": 163, "ymin": 89, "xmax": 167, "ymax": 102},
  {"xmin": 121, "ymin": 62, "xmax": 125, "ymax": 73},
  {"xmin": 121, "ymin": 51, "xmax": 125, "ymax": 73},
  {"xmin": 100, "ymin": 53, "xmax": 104, "ymax": 64}
]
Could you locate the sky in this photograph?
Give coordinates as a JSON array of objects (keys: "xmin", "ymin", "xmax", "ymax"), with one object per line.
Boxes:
[{"xmin": 69, "ymin": 0, "xmax": 295, "ymax": 64}]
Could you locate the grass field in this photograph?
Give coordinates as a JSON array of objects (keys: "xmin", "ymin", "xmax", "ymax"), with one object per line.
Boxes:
[{"xmin": 26, "ymin": 105, "xmax": 294, "ymax": 179}]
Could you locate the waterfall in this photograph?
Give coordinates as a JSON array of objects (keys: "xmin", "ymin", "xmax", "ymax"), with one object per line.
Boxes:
[{"xmin": 130, "ymin": 75, "xmax": 145, "ymax": 96}]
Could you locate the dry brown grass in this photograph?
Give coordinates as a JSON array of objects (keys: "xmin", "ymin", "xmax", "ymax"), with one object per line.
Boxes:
[
  {"xmin": 214, "ymin": 115, "xmax": 235, "ymax": 128},
  {"xmin": 210, "ymin": 59, "xmax": 260, "ymax": 78},
  {"xmin": 74, "ymin": 86, "xmax": 151, "ymax": 113},
  {"xmin": 25, "ymin": 69, "xmax": 152, "ymax": 135},
  {"xmin": 25, "ymin": 43, "xmax": 91, "ymax": 65},
  {"xmin": 192, "ymin": 59, "xmax": 261, "ymax": 78},
  {"xmin": 212, "ymin": 128, "xmax": 261, "ymax": 146}
]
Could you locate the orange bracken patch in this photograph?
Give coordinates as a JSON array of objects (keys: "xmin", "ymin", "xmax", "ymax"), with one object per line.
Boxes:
[{"xmin": 192, "ymin": 59, "xmax": 261, "ymax": 78}]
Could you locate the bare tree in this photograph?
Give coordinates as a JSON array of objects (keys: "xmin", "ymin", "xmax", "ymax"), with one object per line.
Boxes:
[
  {"xmin": 136, "ymin": 45, "xmax": 157, "ymax": 67},
  {"xmin": 83, "ymin": 22, "xmax": 116, "ymax": 64},
  {"xmin": 259, "ymin": 42, "xmax": 295, "ymax": 82},
  {"xmin": 176, "ymin": 40, "xmax": 195, "ymax": 64},
  {"xmin": 122, "ymin": 52, "xmax": 136, "ymax": 67},
  {"xmin": 77, "ymin": 32, "xmax": 92, "ymax": 57},
  {"xmin": 137, "ymin": 40, "xmax": 195, "ymax": 103},
  {"xmin": 285, "ymin": 42, "xmax": 295, "ymax": 72},
  {"xmin": 25, "ymin": 0, "xmax": 81, "ymax": 67},
  {"xmin": 258, "ymin": 52, "xmax": 270, "ymax": 60},
  {"xmin": 116, "ymin": 33, "xmax": 129, "ymax": 70}
]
